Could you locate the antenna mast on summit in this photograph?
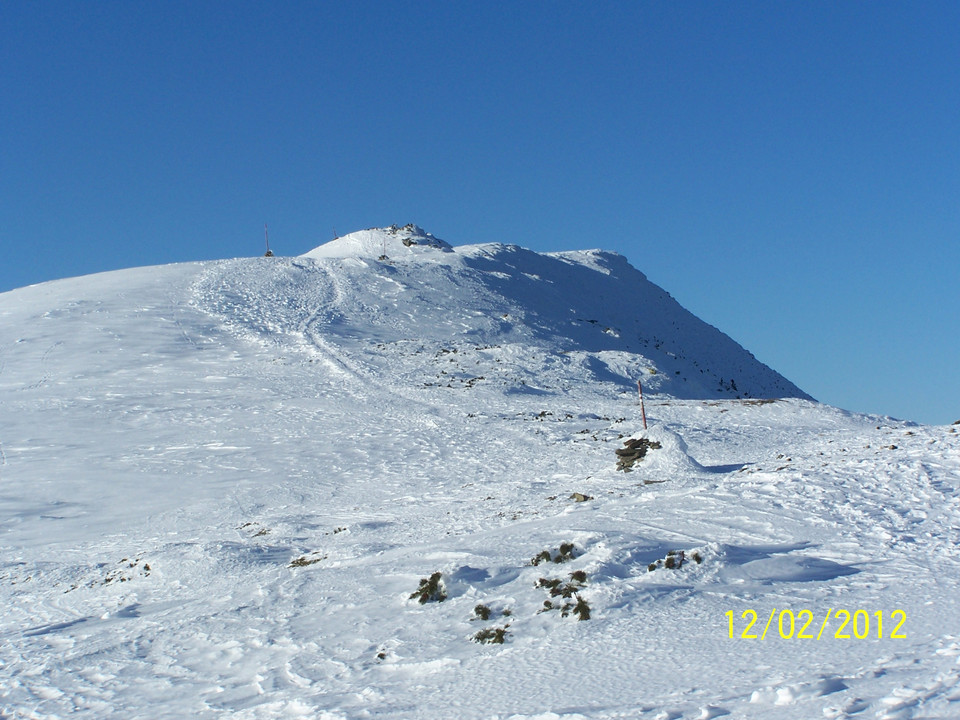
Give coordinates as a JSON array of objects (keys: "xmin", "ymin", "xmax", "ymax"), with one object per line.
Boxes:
[{"xmin": 264, "ymin": 224, "xmax": 274, "ymax": 257}]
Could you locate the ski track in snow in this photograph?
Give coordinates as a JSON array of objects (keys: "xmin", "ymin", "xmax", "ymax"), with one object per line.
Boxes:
[{"xmin": 1, "ymin": 230, "xmax": 959, "ymax": 719}]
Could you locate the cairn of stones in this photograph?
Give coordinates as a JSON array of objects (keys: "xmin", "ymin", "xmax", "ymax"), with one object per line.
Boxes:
[{"xmin": 615, "ymin": 437, "xmax": 662, "ymax": 472}]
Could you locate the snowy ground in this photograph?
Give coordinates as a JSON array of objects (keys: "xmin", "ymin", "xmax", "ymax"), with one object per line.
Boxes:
[{"xmin": 1, "ymin": 226, "xmax": 958, "ymax": 719}]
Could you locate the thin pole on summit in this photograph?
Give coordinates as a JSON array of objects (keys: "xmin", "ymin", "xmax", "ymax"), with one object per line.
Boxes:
[
  {"xmin": 638, "ymin": 379, "xmax": 648, "ymax": 430},
  {"xmin": 264, "ymin": 224, "xmax": 274, "ymax": 257}
]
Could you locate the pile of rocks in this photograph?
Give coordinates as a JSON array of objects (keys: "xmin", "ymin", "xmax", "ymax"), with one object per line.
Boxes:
[{"xmin": 615, "ymin": 437, "xmax": 662, "ymax": 472}]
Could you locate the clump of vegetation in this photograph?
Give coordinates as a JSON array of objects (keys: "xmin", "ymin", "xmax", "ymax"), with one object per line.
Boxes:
[
  {"xmin": 532, "ymin": 550, "xmax": 553, "ymax": 565},
  {"xmin": 471, "ymin": 603, "xmax": 512, "ymax": 626},
  {"xmin": 66, "ymin": 555, "xmax": 153, "ymax": 593},
  {"xmin": 536, "ymin": 577, "xmax": 564, "ymax": 594},
  {"xmin": 536, "ymin": 568, "xmax": 587, "ymax": 599},
  {"xmin": 473, "ymin": 625, "xmax": 509, "ymax": 644},
  {"xmin": 239, "ymin": 521, "xmax": 271, "ymax": 538},
  {"xmin": 571, "ymin": 595, "xmax": 591, "ymax": 621},
  {"xmin": 552, "ymin": 595, "xmax": 591, "ymax": 620},
  {"xmin": 531, "ymin": 542, "xmax": 577, "ymax": 565},
  {"xmin": 289, "ymin": 552, "xmax": 326, "ymax": 568},
  {"xmin": 410, "ymin": 572, "xmax": 447, "ymax": 604},
  {"xmin": 109, "ymin": 557, "xmax": 151, "ymax": 584},
  {"xmin": 537, "ymin": 570, "xmax": 590, "ymax": 621},
  {"xmin": 648, "ymin": 549, "xmax": 702, "ymax": 572}
]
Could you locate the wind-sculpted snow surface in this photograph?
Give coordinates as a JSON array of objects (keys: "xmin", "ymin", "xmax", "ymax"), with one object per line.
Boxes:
[{"xmin": 1, "ymin": 227, "xmax": 958, "ymax": 719}]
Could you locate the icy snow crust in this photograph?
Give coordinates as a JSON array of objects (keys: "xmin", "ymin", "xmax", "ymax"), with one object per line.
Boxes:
[{"xmin": 1, "ymin": 227, "xmax": 959, "ymax": 719}]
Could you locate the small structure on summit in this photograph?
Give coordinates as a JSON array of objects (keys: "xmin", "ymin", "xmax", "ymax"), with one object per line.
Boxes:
[{"xmin": 264, "ymin": 224, "xmax": 275, "ymax": 257}]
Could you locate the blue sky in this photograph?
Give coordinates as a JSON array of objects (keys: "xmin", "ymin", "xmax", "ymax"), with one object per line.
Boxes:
[{"xmin": 2, "ymin": 1, "xmax": 958, "ymax": 424}]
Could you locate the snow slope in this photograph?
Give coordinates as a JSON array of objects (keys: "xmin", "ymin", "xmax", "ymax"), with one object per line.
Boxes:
[{"xmin": 1, "ymin": 226, "xmax": 958, "ymax": 719}]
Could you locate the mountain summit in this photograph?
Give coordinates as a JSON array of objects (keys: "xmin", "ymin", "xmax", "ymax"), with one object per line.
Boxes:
[
  {"xmin": 304, "ymin": 223, "xmax": 453, "ymax": 259},
  {"xmin": 242, "ymin": 224, "xmax": 805, "ymax": 400}
]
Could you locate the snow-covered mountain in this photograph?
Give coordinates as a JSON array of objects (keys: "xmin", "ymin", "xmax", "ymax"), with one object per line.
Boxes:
[
  {"xmin": 203, "ymin": 222, "xmax": 810, "ymax": 402},
  {"xmin": 1, "ymin": 226, "xmax": 958, "ymax": 719}
]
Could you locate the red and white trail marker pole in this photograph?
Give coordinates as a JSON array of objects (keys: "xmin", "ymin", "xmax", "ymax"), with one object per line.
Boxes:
[{"xmin": 638, "ymin": 379, "xmax": 648, "ymax": 430}]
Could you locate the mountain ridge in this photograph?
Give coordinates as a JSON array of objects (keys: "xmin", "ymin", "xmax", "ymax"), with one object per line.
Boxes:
[
  {"xmin": 296, "ymin": 225, "xmax": 811, "ymax": 400},
  {"xmin": 0, "ymin": 225, "xmax": 810, "ymax": 402}
]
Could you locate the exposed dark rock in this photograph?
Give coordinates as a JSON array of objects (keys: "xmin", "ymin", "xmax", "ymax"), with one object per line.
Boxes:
[{"xmin": 615, "ymin": 437, "xmax": 662, "ymax": 472}]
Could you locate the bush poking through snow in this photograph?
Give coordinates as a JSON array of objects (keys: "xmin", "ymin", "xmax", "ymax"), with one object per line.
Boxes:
[
  {"xmin": 531, "ymin": 542, "xmax": 578, "ymax": 565},
  {"xmin": 532, "ymin": 550, "xmax": 552, "ymax": 566},
  {"xmin": 68, "ymin": 556, "xmax": 153, "ymax": 591},
  {"xmin": 536, "ymin": 577, "xmax": 564, "ymax": 594},
  {"xmin": 410, "ymin": 572, "xmax": 447, "ymax": 604},
  {"xmin": 473, "ymin": 625, "xmax": 509, "ymax": 644},
  {"xmin": 473, "ymin": 604, "xmax": 491, "ymax": 621},
  {"xmin": 648, "ymin": 549, "xmax": 702, "ymax": 571},
  {"xmin": 289, "ymin": 552, "xmax": 326, "ymax": 568},
  {"xmin": 572, "ymin": 596, "xmax": 591, "ymax": 621},
  {"xmin": 556, "ymin": 595, "xmax": 591, "ymax": 621},
  {"xmin": 537, "ymin": 570, "xmax": 587, "ymax": 599},
  {"xmin": 537, "ymin": 570, "xmax": 590, "ymax": 620}
]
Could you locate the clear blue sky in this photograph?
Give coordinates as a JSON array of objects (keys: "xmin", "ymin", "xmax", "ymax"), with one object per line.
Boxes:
[{"xmin": 2, "ymin": 2, "xmax": 958, "ymax": 424}]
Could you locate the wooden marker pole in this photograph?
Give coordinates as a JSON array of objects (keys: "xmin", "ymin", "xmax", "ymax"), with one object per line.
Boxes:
[{"xmin": 638, "ymin": 379, "xmax": 648, "ymax": 430}]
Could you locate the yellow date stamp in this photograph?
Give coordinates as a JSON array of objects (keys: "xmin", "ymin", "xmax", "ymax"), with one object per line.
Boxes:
[{"xmin": 726, "ymin": 608, "xmax": 906, "ymax": 640}]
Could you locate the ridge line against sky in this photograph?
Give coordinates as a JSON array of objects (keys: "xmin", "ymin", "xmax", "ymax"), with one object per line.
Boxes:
[{"xmin": 1, "ymin": 1, "xmax": 957, "ymax": 425}]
